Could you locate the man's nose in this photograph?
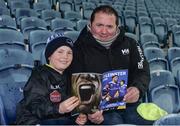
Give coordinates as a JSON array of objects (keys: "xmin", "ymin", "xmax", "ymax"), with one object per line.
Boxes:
[{"xmin": 101, "ymin": 27, "xmax": 107, "ymax": 34}]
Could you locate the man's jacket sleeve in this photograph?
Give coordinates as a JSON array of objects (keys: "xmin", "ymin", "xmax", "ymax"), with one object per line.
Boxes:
[{"xmin": 130, "ymin": 41, "xmax": 150, "ymax": 98}]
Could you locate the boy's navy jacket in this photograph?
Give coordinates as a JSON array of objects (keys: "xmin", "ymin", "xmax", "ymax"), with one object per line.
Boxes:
[
  {"xmin": 71, "ymin": 26, "xmax": 150, "ymax": 99},
  {"xmin": 16, "ymin": 65, "xmax": 71, "ymax": 124}
]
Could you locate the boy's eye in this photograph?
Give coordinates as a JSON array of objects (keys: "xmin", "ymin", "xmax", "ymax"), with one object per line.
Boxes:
[
  {"xmin": 68, "ymin": 52, "xmax": 73, "ymax": 55},
  {"xmin": 58, "ymin": 51, "xmax": 63, "ymax": 53}
]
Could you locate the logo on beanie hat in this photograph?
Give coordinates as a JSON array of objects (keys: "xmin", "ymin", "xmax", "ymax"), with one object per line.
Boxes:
[
  {"xmin": 47, "ymin": 33, "xmax": 64, "ymax": 44},
  {"xmin": 45, "ymin": 33, "xmax": 74, "ymax": 63}
]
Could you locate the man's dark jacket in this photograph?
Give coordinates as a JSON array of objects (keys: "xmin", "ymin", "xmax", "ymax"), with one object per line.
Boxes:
[{"xmin": 72, "ymin": 26, "xmax": 150, "ymax": 98}]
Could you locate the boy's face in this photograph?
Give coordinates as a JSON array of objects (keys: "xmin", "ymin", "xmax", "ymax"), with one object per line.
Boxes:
[
  {"xmin": 48, "ymin": 46, "xmax": 73, "ymax": 73},
  {"xmin": 90, "ymin": 11, "xmax": 117, "ymax": 42}
]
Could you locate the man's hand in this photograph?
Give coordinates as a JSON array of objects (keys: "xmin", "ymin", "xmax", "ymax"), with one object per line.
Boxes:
[
  {"xmin": 123, "ymin": 87, "xmax": 140, "ymax": 103},
  {"xmin": 88, "ymin": 110, "xmax": 104, "ymax": 124}
]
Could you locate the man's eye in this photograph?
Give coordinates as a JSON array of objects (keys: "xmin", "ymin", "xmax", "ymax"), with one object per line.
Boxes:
[
  {"xmin": 107, "ymin": 25, "xmax": 113, "ymax": 29},
  {"xmin": 96, "ymin": 24, "xmax": 103, "ymax": 27}
]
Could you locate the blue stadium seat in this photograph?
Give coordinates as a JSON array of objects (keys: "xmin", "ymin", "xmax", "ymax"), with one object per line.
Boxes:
[
  {"xmin": 20, "ymin": 17, "xmax": 48, "ymax": 40},
  {"xmin": 138, "ymin": 16, "xmax": 154, "ymax": 36},
  {"xmin": 165, "ymin": 18, "xmax": 177, "ymax": 33},
  {"xmin": 154, "ymin": 113, "xmax": 180, "ymax": 125},
  {"xmin": 0, "ymin": 96, "xmax": 6, "ymax": 125},
  {"xmin": 37, "ymin": 0, "xmax": 52, "ymax": 6},
  {"xmin": 125, "ymin": 32, "xmax": 138, "ymax": 42},
  {"xmin": 64, "ymin": 11, "xmax": 82, "ymax": 26},
  {"xmin": 167, "ymin": 47, "xmax": 180, "ymax": 64},
  {"xmin": 29, "ymin": 30, "xmax": 53, "ymax": 62},
  {"xmin": 87, "ymin": 0, "xmax": 100, "ymax": 5},
  {"xmin": 15, "ymin": 8, "xmax": 38, "ymax": 27},
  {"xmin": 82, "ymin": 2, "xmax": 96, "ymax": 19},
  {"xmin": 140, "ymin": 33, "xmax": 160, "ymax": 49},
  {"xmin": 149, "ymin": 84, "xmax": 180, "ymax": 113},
  {"xmin": 0, "ymin": 15, "xmax": 17, "ymax": 30},
  {"xmin": 50, "ymin": 18, "xmax": 75, "ymax": 33},
  {"xmin": 0, "ymin": 48, "xmax": 34, "ymax": 69},
  {"xmin": 144, "ymin": 47, "xmax": 169, "ymax": 71},
  {"xmin": 40, "ymin": 49, "xmax": 46, "ymax": 64},
  {"xmin": 74, "ymin": 0, "xmax": 84, "ymax": 11},
  {"xmin": 152, "ymin": 17, "xmax": 168, "ymax": 47},
  {"xmin": 76, "ymin": 19, "xmax": 88, "ymax": 31},
  {"xmin": 58, "ymin": 0, "xmax": 74, "ymax": 14},
  {"xmin": 9, "ymin": 1, "xmax": 30, "ymax": 16},
  {"xmin": 149, "ymin": 12, "xmax": 161, "ymax": 19},
  {"xmin": 137, "ymin": 11, "xmax": 149, "ymax": 19},
  {"xmin": 82, "ymin": 2, "xmax": 96, "ymax": 10},
  {"xmin": 33, "ymin": 2, "xmax": 51, "ymax": 16},
  {"xmin": 0, "ymin": 0, "xmax": 7, "ymax": 8},
  {"xmin": 161, "ymin": 13, "xmax": 171, "ymax": 20},
  {"xmin": 123, "ymin": 10, "xmax": 136, "ymax": 33},
  {"xmin": 149, "ymin": 70, "xmax": 176, "ymax": 92},
  {"xmin": 172, "ymin": 25, "xmax": 180, "ymax": 47},
  {"xmin": 41, "ymin": 9, "xmax": 61, "ymax": 26},
  {"xmin": 0, "ymin": 82, "xmax": 26, "ymax": 124},
  {"xmin": 0, "ymin": 29, "xmax": 25, "ymax": 50},
  {"xmin": 64, "ymin": 31, "xmax": 80, "ymax": 42},
  {"xmin": 167, "ymin": 47, "xmax": 180, "ymax": 80},
  {"xmin": 0, "ymin": 7, "xmax": 10, "ymax": 16},
  {"xmin": 83, "ymin": 9, "xmax": 93, "ymax": 20}
]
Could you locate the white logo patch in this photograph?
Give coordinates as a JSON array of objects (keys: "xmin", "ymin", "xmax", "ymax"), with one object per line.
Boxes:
[{"xmin": 121, "ymin": 49, "xmax": 129, "ymax": 55}]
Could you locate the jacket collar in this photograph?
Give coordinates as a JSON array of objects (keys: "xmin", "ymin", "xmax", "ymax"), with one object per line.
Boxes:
[{"xmin": 75, "ymin": 26, "xmax": 126, "ymax": 49}]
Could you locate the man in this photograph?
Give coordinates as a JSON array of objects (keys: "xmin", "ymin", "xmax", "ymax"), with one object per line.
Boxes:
[{"xmin": 71, "ymin": 5, "xmax": 152, "ymax": 125}]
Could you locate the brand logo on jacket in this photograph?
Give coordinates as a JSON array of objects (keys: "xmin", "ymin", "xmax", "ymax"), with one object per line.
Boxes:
[
  {"xmin": 50, "ymin": 85, "xmax": 61, "ymax": 89},
  {"xmin": 121, "ymin": 49, "xmax": 129, "ymax": 55},
  {"xmin": 137, "ymin": 46, "xmax": 144, "ymax": 69},
  {"xmin": 50, "ymin": 90, "xmax": 61, "ymax": 103}
]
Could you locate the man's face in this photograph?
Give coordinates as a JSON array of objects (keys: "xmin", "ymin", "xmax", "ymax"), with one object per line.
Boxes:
[{"xmin": 90, "ymin": 11, "xmax": 118, "ymax": 42}]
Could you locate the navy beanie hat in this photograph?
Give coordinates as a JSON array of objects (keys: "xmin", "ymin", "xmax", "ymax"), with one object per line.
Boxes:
[{"xmin": 45, "ymin": 33, "xmax": 74, "ymax": 63}]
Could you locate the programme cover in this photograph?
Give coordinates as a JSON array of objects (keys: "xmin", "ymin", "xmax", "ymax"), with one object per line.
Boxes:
[{"xmin": 99, "ymin": 69, "xmax": 128, "ymax": 111}]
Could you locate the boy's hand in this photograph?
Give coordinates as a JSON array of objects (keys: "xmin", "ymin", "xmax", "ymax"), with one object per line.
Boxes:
[
  {"xmin": 59, "ymin": 96, "xmax": 79, "ymax": 114},
  {"xmin": 75, "ymin": 113, "xmax": 87, "ymax": 125}
]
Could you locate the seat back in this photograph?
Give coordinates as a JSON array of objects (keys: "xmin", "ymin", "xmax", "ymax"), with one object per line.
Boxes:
[
  {"xmin": 150, "ymin": 85, "xmax": 180, "ymax": 113},
  {"xmin": 0, "ymin": 29, "xmax": 25, "ymax": 50},
  {"xmin": 50, "ymin": 18, "xmax": 75, "ymax": 33},
  {"xmin": 76, "ymin": 19, "xmax": 88, "ymax": 31},
  {"xmin": 20, "ymin": 17, "xmax": 47, "ymax": 39},
  {"xmin": 29, "ymin": 30, "xmax": 53, "ymax": 61},
  {"xmin": 149, "ymin": 70, "xmax": 175, "ymax": 92},
  {"xmin": 144, "ymin": 47, "xmax": 166, "ymax": 61},
  {"xmin": 0, "ymin": 82, "xmax": 26, "ymax": 124},
  {"xmin": 167, "ymin": 47, "xmax": 180, "ymax": 63},
  {"xmin": 64, "ymin": 31, "xmax": 80, "ymax": 42},
  {"xmin": 154, "ymin": 113, "xmax": 180, "ymax": 125},
  {"xmin": 0, "ymin": 48, "xmax": 34, "ymax": 68},
  {"xmin": 0, "ymin": 15, "xmax": 17, "ymax": 30},
  {"xmin": 41, "ymin": 9, "xmax": 61, "ymax": 26}
]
